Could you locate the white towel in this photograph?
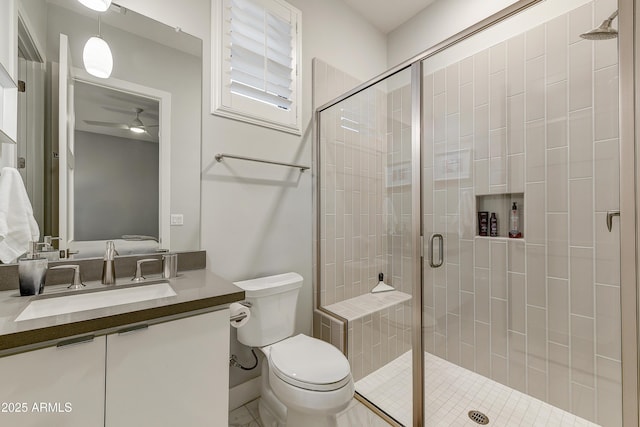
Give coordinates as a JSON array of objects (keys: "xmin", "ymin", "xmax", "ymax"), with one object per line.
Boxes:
[{"xmin": 0, "ymin": 167, "xmax": 40, "ymax": 263}]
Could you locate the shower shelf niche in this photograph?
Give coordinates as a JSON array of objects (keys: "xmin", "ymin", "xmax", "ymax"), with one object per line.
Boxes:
[{"xmin": 476, "ymin": 193, "xmax": 524, "ymax": 239}]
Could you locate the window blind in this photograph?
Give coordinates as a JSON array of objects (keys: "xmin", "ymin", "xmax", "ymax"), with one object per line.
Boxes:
[{"xmin": 229, "ymin": 0, "xmax": 294, "ymax": 110}]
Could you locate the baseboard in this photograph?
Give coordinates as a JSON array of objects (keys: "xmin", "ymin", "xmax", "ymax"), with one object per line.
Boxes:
[{"xmin": 229, "ymin": 376, "xmax": 261, "ymax": 411}]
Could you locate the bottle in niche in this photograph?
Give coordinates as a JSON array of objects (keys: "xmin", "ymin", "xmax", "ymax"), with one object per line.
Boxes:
[
  {"xmin": 490, "ymin": 212, "xmax": 498, "ymax": 237},
  {"xmin": 478, "ymin": 211, "xmax": 489, "ymax": 236},
  {"xmin": 509, "ymin": 202, "xmax": 522, "ymax": 238}
]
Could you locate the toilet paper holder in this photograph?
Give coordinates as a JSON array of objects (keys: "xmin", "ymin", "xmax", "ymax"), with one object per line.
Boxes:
[
  {"xmin": 230, "ymin": 312, "xmax": 248, "ymax": 322},
  {"xmin": 230, "ymin": 301, "xmax": 251, "ymax": 323}
]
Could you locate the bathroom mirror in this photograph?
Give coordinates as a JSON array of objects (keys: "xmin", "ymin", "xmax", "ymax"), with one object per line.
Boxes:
[{"xmin": 15, "ymin": 0, "xmax": 202, "ymax": 258}]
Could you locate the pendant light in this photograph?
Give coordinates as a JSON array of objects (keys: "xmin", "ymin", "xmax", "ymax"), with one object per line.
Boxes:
[
  {"xmin": 77, "ymin": 0, "xmax": 112, "ymax": 12},
  {"xmin": 83, "ymin": 16, "xmax": 113, "ymax": 78}
]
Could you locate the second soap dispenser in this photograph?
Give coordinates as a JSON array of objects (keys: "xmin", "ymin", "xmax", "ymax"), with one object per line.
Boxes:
[{"xmin": 102, "ymin": 240, "xmax": 117, "ymax": 285}]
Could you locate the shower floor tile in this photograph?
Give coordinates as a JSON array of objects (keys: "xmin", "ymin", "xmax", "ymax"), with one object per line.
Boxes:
[{"xmin": 356, "ymin": 351, "xmax": 599, "ymax": 427}]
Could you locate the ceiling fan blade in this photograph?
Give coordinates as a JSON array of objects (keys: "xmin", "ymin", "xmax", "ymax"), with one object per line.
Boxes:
[
  {"xmin": 84, "ymin": 120, "xmax": 130, "ymax": 130},
  {"xmin": 144, "ymin": 124, "xmax": 159, "ymax": 128}
]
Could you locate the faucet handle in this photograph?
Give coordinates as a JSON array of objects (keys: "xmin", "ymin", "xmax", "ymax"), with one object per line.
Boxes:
[
  {"xmin": 51, "ymin": 265, "xmax": 85, "ymax": 290},
  {"xmin": 132, "ymin": 258, "xmax": 160, "ymax": 282}
]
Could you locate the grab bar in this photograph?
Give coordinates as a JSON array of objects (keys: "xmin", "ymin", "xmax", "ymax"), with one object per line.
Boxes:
[{"xmin": 215, "ymin": 153, "xmax": 310, "ymax": 172}]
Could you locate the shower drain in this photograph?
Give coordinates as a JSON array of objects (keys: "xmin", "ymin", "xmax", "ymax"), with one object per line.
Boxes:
[{"xmin": 468, "ymin": 410, "xmax": 489, "ymax": 425}]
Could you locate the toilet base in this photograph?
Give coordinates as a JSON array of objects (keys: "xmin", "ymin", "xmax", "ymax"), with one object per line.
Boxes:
[{"xmin": 286, "ymin": 408, "xmax": 338, "ymax": 427}]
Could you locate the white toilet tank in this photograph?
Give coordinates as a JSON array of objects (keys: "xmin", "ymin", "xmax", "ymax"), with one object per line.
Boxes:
[{"xmin": 233, "ymin": 272, "xmax": 303, "ymax": 347}]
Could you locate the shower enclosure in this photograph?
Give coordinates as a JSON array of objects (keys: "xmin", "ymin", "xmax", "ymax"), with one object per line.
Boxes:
[{"xmin": 315, "ymin": 0, "xmax": 636, "ymax": 425}]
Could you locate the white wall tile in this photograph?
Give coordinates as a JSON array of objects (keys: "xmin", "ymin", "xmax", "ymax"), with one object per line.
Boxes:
[
  {"xmin": 596, "ymin": 356, "xmax": 622, "ymax": 427},
  {"xmin": 568, "ymin": 3, "xmax": 594, "ymax": 45},
  {"xmin": 527, "ymin": 305, "xmax": 547, "ymax": 372},
  {"xmin": 474, "ymin": 105, "xmax": 489, "ymax": 160},
  {"xmin": 446, "ymin": 64, "xmax": 459, "ymax": 115},
  {"xmin": 548, "ymin": 278, "xmax": 569, "ymax": 345},
  {"xmin": 547, "ymin": 213, "xmax": 569, "ymax": 279},
  {"xmin": 569, "ymin": 41, "xmax": 593, "ymax": 111},
  {"xmin": 507, "ymin": 34, "xmax": 525, "ymax": 96},
  {"xmin": 508, "ymin": 331, "xmax": 527, "ymax": 392},
  {"xmin": 594, "ymin": 139, "xmax": 620, "ymax": 213},
  {"xmin": 594, "ymin": 65, "xmax": 619, "ymax": 142},
  {"xmin": 508, "ymin": 272, "xmax": 526, "ymax": 333},
  {"xmin": 548, "ymin": 342, "xmax": 571, "ymax": 411},
  {"xmin": 569, "ymin": 108, "xmax": 594, "ymax": 179},
  {"xmin": 474, "ymin": 50, "xmax": 489, "ymax": 107},
  {"xmin": 475, "ymin": 268, "xmax": 490, "ymax": 324},
  {"xmin": 460, "ymin": 83, "xmax": 474, "ymax": 137},
  {"xmin": 491, "ymin": 241, "xmax": 507, "ymax": 299},
  {"xmin": 571, "ymin": 315, "xmax": 595, "ymax": 388},
  {"xmin": 507, "ymin": 94, "xmax": 525, "ymax": 154},
  {"xmin": 570, "ymin": 246, "xmax": 594, "ymax": 317},
  {"xmin": 546, "ymin": 81, "xmax": 568, "ymax": 149},
  {"xmin": 526, "ymin": 244, "xmax": 546, "ymax": 308},
  {"xmin": 547, "ymin": 147, "xmax": 568, "ymax": 212},
  {"xmin": 595, "ymin": 284, "xmax": 621, "ymax": 361},
  {"xmin": 525, "ymin": 25, "xmax": 545, "ymax": 60},
  {"xmin": 525, "ymin": 183, "xmax": 545, "ymax": 245},
  {"xmin": 546, "ymin": 15, "xmax": 568, "ymax": 84},
  {"xmin": 569, "ymin": 178, "xmax": 594, "ymax": 247},
  {"xmin": 526, "ymin": 120, "xmax": 545, "ymax": 183},
  {"xmin": 490, "ymin": 71, "xmax": 506, "ymax": 130},
  {"xmin": 525, "ymin": 56, "xmax": 545, "ymax": 121}
]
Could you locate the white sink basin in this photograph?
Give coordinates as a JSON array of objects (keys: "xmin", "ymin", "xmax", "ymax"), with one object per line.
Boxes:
[{"xmin": 15, "ymin": 282, "xmax": 177, "ymax": 322}]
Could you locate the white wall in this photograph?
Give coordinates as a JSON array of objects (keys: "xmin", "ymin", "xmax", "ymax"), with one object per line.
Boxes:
[
  {"xmin": 387, "ymin": 0, "xmax": 520, "ymax": 67},
  {"xmin": 74, "ymin": 130, "xmax": 158, "ymax": 241},
  {"xmin": 116, "ymin": 0, "xmax": 387, "ymax": 389}
]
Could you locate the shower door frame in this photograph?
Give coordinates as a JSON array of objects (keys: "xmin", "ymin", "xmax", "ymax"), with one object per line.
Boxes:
[{"xmin": 315, "ymin": 0, "xmax": 639, "ymax": 425}]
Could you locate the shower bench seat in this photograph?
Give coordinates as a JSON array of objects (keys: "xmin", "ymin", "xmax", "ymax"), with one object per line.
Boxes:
[
  {"xmin": 322, "ymin": 290, "xmax": 412, "ymax": 381},
  {"xmin": 324, "ymin": 290, "xmax": 411, "ymax": 322}
]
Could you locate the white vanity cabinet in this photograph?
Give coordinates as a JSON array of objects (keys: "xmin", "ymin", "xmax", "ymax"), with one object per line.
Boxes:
[
  {"xmin": 104, "ymin": 309, "xmax": 230, "ymax": 427},
  {"xmin": 0, "ymin": 335, "xmax": 106, "ymax": 427}
]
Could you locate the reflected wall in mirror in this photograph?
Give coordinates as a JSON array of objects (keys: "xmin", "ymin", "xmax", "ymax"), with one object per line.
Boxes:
[{"xmin": 15, "ymin": 0, "xmax": 202, "ymax": 259}]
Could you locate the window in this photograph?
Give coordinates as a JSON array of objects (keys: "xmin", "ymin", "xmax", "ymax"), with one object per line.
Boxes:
[{"xmin": 212, "ymin": 0, "xmax": 301, "ymax": 134}]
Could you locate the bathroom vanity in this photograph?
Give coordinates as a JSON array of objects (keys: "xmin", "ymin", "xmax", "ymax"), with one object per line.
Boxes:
[{"xmin": 0, "ymin": 269, "xmax": 244, "ymax": 426}]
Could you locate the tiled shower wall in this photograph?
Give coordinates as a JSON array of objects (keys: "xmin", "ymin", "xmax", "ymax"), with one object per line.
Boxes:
[{"xmin": 422, "ymin": 1, "xmax": 621, "ymax": 425}]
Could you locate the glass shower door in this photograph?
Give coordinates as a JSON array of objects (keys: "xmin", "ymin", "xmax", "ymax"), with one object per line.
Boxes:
[
  {"xmin": 421, "ymin": 0, "xmax": 622, "ymax": 425},
  {"xmin": 316, "ymin": 66, "xmax": 419, "ymax": 426}
]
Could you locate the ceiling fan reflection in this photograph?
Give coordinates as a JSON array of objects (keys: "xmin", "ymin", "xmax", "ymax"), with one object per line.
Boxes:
[{"xmin": 83, "ymin": 107, "xmax": 158, "ymax": 134}]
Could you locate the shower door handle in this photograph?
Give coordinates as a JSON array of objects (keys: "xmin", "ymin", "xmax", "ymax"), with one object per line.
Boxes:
[
  {"xmin": 429, "ymin": 233, "xmax": 444, "ymax": 268},
  {"xmin": 606, "ymin": 210, "xmax": 620, "ymax": 232}
]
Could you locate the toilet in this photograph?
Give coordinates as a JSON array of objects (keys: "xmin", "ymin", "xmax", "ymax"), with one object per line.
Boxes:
[{"xmin": 233, "ymin": 272, "xmax": 354, "ymax": 427}]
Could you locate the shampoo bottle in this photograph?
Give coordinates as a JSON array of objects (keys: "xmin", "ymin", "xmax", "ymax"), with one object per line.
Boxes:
[
  {"xmin": 18, "ymin": 241, "xmax": 48, "ymax": 296},
  {"xmin": 509, "ymin": 202, "xmax": 521, "ymax": 238},
  {"xmin": 490, "ymin": 213, "xmax": 498, "ymax": 237}
]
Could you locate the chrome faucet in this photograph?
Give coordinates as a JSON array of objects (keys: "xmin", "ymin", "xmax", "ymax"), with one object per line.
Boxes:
[
  {"xmin": 51, "ymin": 265, "xmax": 85, "ymax": 290},
  {"xmin": 102, "ymin": 241, "xmax": 118, "ymax": 285},
  {"xmin": 132, "ymin": 258, "xmax": 160, "ymax": 282}
]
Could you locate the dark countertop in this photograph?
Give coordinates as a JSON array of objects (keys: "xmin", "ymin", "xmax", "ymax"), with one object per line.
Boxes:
[{"xmin": 0, "ymin": 269, "xmax": 244, "ymax": 356}]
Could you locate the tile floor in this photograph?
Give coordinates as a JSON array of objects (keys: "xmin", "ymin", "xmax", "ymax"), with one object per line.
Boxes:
[
  {"xmin": 356, "ymin": 351, "xmax": 601, "ymax": 427},
  {"xmin": 230, "ymin": 350, "xmax": 603, "ymax": 426},
  {"xmin": 229, "ymin": 397, "xmax": 390, "ymax": 427}
]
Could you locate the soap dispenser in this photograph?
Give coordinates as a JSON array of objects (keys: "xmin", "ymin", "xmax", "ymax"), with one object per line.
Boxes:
[
  {"xmin": 18, "ymin": 241, "xmax": 48, "ymax": 296},
  {"xmin": 102, "ymin": 240, "xmax": 117, "ymax": 285}
]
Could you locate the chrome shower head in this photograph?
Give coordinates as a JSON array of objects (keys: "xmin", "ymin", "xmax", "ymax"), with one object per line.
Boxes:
[{"xmin": 580, "ymin": 10, "xmax": 618, "ymax": 40}]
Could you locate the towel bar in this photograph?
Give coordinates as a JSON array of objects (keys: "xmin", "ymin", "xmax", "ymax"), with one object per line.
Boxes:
[{"xmin": 215, "ymin": 153, "xmax": 309, "ymax": 172}]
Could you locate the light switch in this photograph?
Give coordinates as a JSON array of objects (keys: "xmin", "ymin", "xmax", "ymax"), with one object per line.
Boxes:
[{"xmin": 170, "ymin": 214, "xmax": 184, "ymax": 226}]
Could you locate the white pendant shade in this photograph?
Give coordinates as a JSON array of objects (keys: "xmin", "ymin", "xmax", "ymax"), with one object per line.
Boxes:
[
  {"xmin": 83, "ymin": 36, "xmax": 113, "ymax": 78},
  {"xmin": 77, "ymin": 0, "xmax": 112, "ymax": 12}
]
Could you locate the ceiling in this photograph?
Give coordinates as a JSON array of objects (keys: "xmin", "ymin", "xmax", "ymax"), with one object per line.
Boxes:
[{"xmin": 340, "ymin": 0, "xmax": 437, "ymax": 34}]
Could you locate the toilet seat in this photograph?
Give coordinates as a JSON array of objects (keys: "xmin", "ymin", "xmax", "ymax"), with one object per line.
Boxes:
[{"xmin": 268, "ymin": 334, "xmax": 352, "ymax": 392}]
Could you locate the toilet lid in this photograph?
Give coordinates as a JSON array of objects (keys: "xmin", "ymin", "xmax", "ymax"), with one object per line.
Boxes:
[{"xmin": 269, "ymin": 334, "xmax": 352, "ymax": 392}]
